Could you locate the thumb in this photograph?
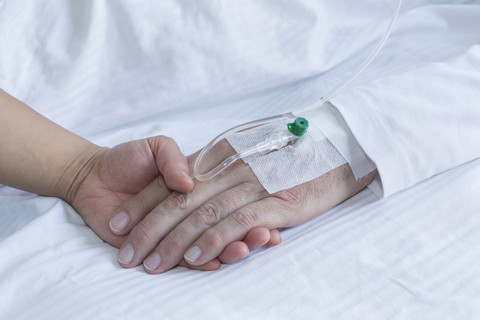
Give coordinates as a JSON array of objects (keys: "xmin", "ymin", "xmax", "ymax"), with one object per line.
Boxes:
[{"xmin": 147, "ymin": 136, "xmax": 194, "ymax": 193}]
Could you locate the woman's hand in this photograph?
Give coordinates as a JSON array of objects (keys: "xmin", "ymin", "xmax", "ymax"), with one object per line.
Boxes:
[
  {"xmin": 112, "ymin": 140, "xmax": 375, "ymax": 274},
  {"xmin": 70, "ymin": 136, "xmax": 193, "ymax": 247}
]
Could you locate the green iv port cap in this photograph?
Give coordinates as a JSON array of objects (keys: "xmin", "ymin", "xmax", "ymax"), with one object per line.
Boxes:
[{"xmin": 287, "ymin": 117, "xmax": 309, "ymax": 136}]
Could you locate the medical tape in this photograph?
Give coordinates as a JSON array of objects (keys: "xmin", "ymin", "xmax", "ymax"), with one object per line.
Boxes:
[{"xmin": 226, "ymin": 120, "xmax": 348, "ymax": 194}]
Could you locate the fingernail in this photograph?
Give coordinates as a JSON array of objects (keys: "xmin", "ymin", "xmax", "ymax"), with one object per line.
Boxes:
[
  {"xmin": 184, "ymin": 246, "xmax": 202, "ymax": 263},
  {"xmin": 181, "ymin": 171, "xmax": 194, "ymax": 184},
  {"xmin": 118, "ymin": 243, "xmax": 134, "ymax": 265},
  {"xmin": 110, "ymin": 211, "xmax": 130, "ymax": 233},
  {"xmin": 144, "ymin": 252, "xmax": 161, "ymax": 271}
]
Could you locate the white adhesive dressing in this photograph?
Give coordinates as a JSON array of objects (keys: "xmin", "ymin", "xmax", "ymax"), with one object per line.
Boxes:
[
  {"xmin": 194, "ymin": 0, "xmax": 401, "ymax": 192},
  {"xmin": 298, "ymin": 103, "xmax": 377, "ymax": 181},
  {"xmin": 226, "ymin": 120, "xmax": 347, "ymax": 194}
]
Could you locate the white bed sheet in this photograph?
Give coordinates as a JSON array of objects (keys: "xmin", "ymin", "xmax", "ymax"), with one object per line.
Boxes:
[
  {"xmin": 2, "ymin": 154, "xmax": 480, "ymax": 319},
  {"xmin": 1, "ymin": 1, "xmax": 480, "ymax": 319}
]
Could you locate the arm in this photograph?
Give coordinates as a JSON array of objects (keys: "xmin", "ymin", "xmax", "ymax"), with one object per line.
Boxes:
[
  {"xmin": 330, "ymin": 44, "xmax": 480, "ymax": 197},
  {"xmin": 0, "ymin": 89, "xmax": 101, "ymax": 201},
  {"xmin": 107, "ymin": 6, "xmax": 480, "ymax": 273},
  {"xmin": 0, "ymin": 88, "xmax": 197, "ymax": 250},
  {"xmin": 111, "ymin": 140, "xmax": 375, "ymax": 273},
  {"xmin": 0, "ymin": 89, "xmax": 193, "ymax": 201},
  {"xmin": 0, "ymin": 89, "xmax": 271, "ymax": 270}
]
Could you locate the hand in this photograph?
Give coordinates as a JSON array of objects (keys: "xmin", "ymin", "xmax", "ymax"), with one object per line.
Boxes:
[
  {"xmin": 112, "ymin": 140, "xmax": 375, "ymax": 274},
  {"xmin": 70, "ymin": 136, "xmax": 204, "ymax": 266},
  {"xmin": 0, "ymin": 89, "xmax": 276, "ymax": 269},
  {"xmin": 70, "ymin": 136, "xmax": 276, "ymax": 270}
]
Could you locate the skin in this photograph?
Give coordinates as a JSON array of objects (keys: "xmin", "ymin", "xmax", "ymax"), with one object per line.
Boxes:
[
  {"xmin": 0, "ymin": 89, "xmax": 265, "ymax": 271},
  {"xmin": 1, "ymin": 88, "xmax": 374, "ymax": 272},
  {"xmin": 111, "ymin": 141, "xmax": 376, "ymax": 274},
  {"xmin": 71, "ymin": 139, "xmax": 281, "ymax": 270}
]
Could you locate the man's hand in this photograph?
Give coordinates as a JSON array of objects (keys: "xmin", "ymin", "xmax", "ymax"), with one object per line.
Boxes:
[{"xmin": 111, "ymin": 141, "xmax": 375, "ymax": 274}]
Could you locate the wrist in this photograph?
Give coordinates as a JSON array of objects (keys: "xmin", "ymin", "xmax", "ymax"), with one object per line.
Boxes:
[{"xmin": 53, "ymin": 143, "xmax": 108, "ymax": 204}]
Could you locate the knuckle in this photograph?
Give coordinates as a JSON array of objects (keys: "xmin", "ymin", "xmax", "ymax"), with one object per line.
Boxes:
[
  {"xmin": 129, "ymin": 195, "xmax": 148, "ymax": 217},
  {"xmin": 157, "ymin": 135, "xmax": 174, "ymax": 146},
  {"xmin": 204, "ymin": 229, "xmax": 225, "ymax": 249},
  {"xmin": 238, "ymin": 181, "xmax": 265, "ymax": 194},
  {"xmin": 170, "ymin": 192, "xmax": 191, "ymax": 210},
  {"xmin": 232, "ymin": 208, "xmax": 257, "ymax": 230},
  {"xmin": 194, "ymin": 203, "xmax": 221, "ymax": 227},
  {"xmin": 160, "ymin": 233, "xmax": 184, "ymax": 257},
  {"xmin": 131, "ymin": 221, "xmax": 155, "ymax": 244},
  {"xmin": 274, "ymin": 187, "xmax": 305, "ymax": 208},
  {"xmin": 148, "ymin": 135, "xmax": 173, "ymax": 152}
]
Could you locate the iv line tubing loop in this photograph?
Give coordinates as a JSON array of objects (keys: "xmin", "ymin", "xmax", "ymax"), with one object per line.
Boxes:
[{"xmin": 194, "ymin": 113, "xmax": 294, "ymax": 181}]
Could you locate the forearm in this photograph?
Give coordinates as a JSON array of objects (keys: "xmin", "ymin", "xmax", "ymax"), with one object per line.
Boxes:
[
  {"xmin": 330, "ymin": 44, "xmax": 480, "ymax": 197},
  {"xmin": 0, "ymin": 89, "xmax": 101, "ymax": 201}
]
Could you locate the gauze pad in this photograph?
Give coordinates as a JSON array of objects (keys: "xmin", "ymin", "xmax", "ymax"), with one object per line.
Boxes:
[
  {"xmin": 299, "ymin": 103, "xmax": 377, "ymax": 181},
  {"xmin": 226, "ymin": 120, "xmax": 347, "ymax": 194}
]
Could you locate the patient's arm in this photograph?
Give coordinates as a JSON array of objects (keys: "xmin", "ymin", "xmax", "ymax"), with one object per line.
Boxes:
[{"xmin": 113, "ymin": 141, "xmax": 376, "ymax": 273}]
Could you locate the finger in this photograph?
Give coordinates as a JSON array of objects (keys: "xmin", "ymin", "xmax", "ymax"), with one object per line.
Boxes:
[
  {"xmin": 178, "ymin": 258, "xmax": 221, "ymax": 271},
  {"xmin": 217, "ymin": 242, "xmax": 249, "ymax": 264},
  {"xmin": 109, "ymin": 176, "xmax": 171, "ymax": 235},
  {"xmin": 217, "ymin": 228, "xmax": 282, "ymax": 265},
  {"xmin": 110, "ymin": 139, "xmax": 237, "ymax": 236},
  {"xmin": 243, "ymin": 227, "xmax": 271, "ymax": 251},
  {"xmin": 182, "ymin": 164, "xmax": 373, "ymax": 267},
  {"xmin": 147, "ymin": 136, "xmax": 194, "ymax": 193},
  {"xmin": 118, "ymin": 164, "xmax": 253, "ymax": 269},
  {"xmin": 183, "ymin": 197, "xmax": 291, "ymax": 266},
  {"xmin": 268, "ymin": 229, "xmax": 282, "ymax": 246},
  {"xmin": 142, "ymin": 181, "xmax": 267, "ymax": 273}
]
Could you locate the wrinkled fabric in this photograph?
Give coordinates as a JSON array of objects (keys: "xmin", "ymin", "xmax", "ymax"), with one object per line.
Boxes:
[{"xmin": 1, "ymin": 0, "xmax": 480, "ymax": 319}]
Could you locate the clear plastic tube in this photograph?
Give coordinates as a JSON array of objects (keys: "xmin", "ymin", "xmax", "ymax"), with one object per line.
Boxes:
[
  {"xmin": 196, "ymin": 129, "xmax": 299, "ymax": 181},
  {"xmin": 194, "ymin": 0, "xmax": 402, "ymax": 181},
  {"xmin": 297, "ymin": 0, "xmax": 402, "ymax": 113},
  {"xmin": 194, "ymin": 113, "xmax": 295, "ymax": 181}
]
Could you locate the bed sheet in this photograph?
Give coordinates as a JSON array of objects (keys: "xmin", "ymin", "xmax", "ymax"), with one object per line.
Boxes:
[
  {"xmin": 2, "ymin": 149, "xmax": 480, "ymax": 320},
  {"xmin": 1, "ymin": 1, "xmax": 480, "ymax": 319},
  {"xmin": 2, "ymin": 101, "xmax": 480, "ymax": 320}
]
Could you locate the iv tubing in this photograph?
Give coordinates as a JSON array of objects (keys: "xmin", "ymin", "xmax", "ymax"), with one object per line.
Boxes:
[
  {"xmin": 194, "ymin": 113, "xmax": 294, "ymax": 181},
  {"xmin": 297, "ymin": 0, "xmax": 402, "ymax": 113},
  {"xmin": 194, "ymin": 0, "xmax": 402, "ymax": 181}
]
